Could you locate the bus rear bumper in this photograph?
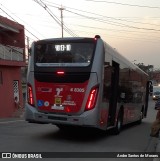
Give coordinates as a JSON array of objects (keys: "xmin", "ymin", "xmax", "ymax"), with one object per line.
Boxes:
[{"xmin": 25, "ymin": 104, "xmax": 99, "ymax": 128}]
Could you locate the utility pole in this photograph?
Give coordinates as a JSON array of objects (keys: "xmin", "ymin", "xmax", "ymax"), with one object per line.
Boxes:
[
  {"xmin": 58, "ymin": 6, "xmax": 65, "ymax": 38},
  {"xmin": 26, "ymin": 36, "xmax": 30, "ymax": 64}
]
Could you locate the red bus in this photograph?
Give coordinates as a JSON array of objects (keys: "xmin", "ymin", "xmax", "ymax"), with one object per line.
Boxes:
[{"xmin": 25, "ymin": 35, "xmax": 152, "ymax": 134}]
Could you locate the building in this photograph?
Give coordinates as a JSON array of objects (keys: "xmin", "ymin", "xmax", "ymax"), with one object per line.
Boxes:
[
  {"xmin": 152, "ymin": 71, "xmax": 160, "ymax": 86},
  {"xmin": 0, "ymin": 16, "xmax": 25, "ymax": 118}
]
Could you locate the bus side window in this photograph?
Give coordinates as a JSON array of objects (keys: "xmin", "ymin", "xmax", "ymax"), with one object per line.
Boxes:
[{"xmin": 103, "ymin": 63, "xmax": 112, "ymax": 102}]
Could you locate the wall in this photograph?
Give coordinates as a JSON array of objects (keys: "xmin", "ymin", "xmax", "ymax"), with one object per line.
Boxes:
[
  {"xmin": 1, "ymin": 29, "xmax": 25, "ymax": 49},
  {"xmin": 0, "ymin": 67, "xmax": 23, "ymax": 118}
]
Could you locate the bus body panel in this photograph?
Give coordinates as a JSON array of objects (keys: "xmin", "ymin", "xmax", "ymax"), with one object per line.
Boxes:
[
  {"xmin": 101, "ymin": 40, "xmax": 148, "ymax": 128},
  {"xmin": 35, "ymin": 80, "xmax": 88, "ymax": 114},
  {"xmin": 25, "ymin": 103, "xmax": 99, "ymax": 127},
  {"xmin": 33, "ymin": 72, "xmax": 98, "ymax": 115}
]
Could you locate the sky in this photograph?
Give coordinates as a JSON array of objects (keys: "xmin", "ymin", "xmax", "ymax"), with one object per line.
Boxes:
[{"xmin": 0, "ymin": 0, "xmax": 160, "ymax": 69}]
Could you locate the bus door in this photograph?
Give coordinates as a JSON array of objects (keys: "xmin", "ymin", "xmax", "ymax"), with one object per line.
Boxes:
[
  {"xmin": 144, "ymin": 81, "xmax": 153, "ymax": 117},
  {"xmin": 108, "ymin": 61, "xmax": 120, "ymax": 126}
]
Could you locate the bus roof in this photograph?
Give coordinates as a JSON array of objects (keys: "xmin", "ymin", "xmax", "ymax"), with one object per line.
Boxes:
[{"xmin": 33, "ymin": 36, "xmax": 148, "ymax": 77}]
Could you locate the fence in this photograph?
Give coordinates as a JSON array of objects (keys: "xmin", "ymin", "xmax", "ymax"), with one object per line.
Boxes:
[{"xmin": 0, "ymin": 44, "xmax": 24, "ymax": 61}]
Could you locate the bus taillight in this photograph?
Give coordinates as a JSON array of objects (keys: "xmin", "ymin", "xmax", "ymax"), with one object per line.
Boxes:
[
  {"xmin": 85, "ymin": 86, "xmax": 99, "ymax": 111},
  {"xmin": 57, "ymin": 71, "xmax": 65, "ymax": 75},
  {"xmin": 27, "ymin": 84, "xmax": 34, "ymax": 106}
]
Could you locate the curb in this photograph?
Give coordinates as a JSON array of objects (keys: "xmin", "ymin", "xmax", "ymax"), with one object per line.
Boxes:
[{"xmin": 0, "ymin": 117, "xmax": 25, "ymax": 123}]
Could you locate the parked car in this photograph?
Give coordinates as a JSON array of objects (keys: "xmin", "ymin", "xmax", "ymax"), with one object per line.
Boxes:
[{"xmin": 152, "ymin": 91, "xmax": 160, "ymax": 100}]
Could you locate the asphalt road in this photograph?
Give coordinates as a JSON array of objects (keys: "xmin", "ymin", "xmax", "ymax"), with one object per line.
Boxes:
[{"xmin": 0, "ymin": 97, "xmax": 159, "ymax": 161}]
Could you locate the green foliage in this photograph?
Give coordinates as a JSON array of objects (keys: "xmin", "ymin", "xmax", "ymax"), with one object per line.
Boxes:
[{"xmin": 135, "ymin": 63, "xmax": 154, "ymax": 74}]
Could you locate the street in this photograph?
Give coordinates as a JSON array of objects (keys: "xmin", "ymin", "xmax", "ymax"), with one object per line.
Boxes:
[{"xmin": 0, "ymin": 97, "xmax": 159, "ymax": 161}]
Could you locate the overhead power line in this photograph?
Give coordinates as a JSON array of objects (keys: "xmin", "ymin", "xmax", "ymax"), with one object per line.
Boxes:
[
  {"xmin": 65, "ymin": 9, "xmax": 160, "ymax": 32},
  {"xmin": 68, "ymin": 24, "xmax": 160, "ymax": 38},
  {"xmin": 44, "ymin": 1, "xmax": 160, "ymax": 31},
  {"xmin": 0, "ymin": 3, "xmax": 45, "ymax": 39},
  {"xmin": 41, "ymin": 0, "xmax": 160, "ymax": 43},
  {"xmin": 33, "ymin": 0, "xmax": 78, "ymax": 37},
  {"xmin": 84, "ymin": 0, "xmax": 160, "ymax": 9},
  {"xmin": 0, "ymin": 4, "xmax": 40, "ymax": 40}
]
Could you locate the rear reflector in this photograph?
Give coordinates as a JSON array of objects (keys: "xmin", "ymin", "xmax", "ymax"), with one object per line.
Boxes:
[
  {"xmin": 85, "ymin": 86, "xmax": 98, "ymax": 111},
  {"xmin": 27, "ymin": 84, "xmax": 34, "ymax": 106}
]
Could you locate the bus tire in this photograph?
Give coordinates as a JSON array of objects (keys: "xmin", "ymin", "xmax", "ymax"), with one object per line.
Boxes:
[
  {"xmin": 113, "ymin": 110, "xmax": 123, "ymax": 135},
  {"xmin": 137, "ymin": 107, "xmax": 144, "ymax": 124},
  {"xmin": 138, "ymin": 112, "xmax": 143, "ymax": 124}
]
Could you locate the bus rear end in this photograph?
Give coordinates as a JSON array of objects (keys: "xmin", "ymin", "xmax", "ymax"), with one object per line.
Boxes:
[{"xmin": 25, "ymin": 37, "xmax": 103, "ymax": 128}]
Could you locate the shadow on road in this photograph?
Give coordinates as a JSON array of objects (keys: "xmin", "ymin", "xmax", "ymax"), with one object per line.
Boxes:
[
  {"xmin": 36, "ymin": 126, "xmax": 111, "ymax": 143},
  {"xmin": 35, "ymin": 121, "xmax": 152, "ymax": 143}
]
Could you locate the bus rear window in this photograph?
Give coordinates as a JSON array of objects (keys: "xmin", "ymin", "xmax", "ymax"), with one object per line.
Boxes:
[{"xmin": 35, "ymin": 42, "xmax": 95, "ymax": 67}]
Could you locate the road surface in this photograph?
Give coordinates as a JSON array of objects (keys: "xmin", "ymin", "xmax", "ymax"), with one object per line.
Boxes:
[{"xmin": 0, "ymin": 97, "xmax": 158, "ymax": 161}]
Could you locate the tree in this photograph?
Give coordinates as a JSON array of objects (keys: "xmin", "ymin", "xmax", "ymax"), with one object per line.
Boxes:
[
  {"xmin": 135, "ymin": 63, "xmax": 154, "ymax": 73},
  {"xmin": 135, "ymin": 63, "xmax": 154, "ymax": 79}
]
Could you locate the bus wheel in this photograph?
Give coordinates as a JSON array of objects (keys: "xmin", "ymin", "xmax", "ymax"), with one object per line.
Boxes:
[
  {"xmin": 113, "ymin": 111, "xmax": 123, "ymax": 135},
  {"xmin": 137, "ymin": 111, "xmax": 143, "ymax": 124}
]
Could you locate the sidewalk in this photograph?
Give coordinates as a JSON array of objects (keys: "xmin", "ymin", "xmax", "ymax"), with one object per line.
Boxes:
[
  {"xmin": 154, "ymin": 136, "xmax": 160, "ymax": 161},
  {"xmin": 0, "ymin": 117, "xmax": 24, "ymax": 123},
  {"xmin": 0, "ymin": 110, "xmax": 25, "ymax": 123}
]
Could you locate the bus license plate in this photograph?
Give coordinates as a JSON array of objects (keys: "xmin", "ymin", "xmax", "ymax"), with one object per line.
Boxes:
[{"xmin": 51, "ymin": 105, "xmax": 64, "ymax": 110}]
